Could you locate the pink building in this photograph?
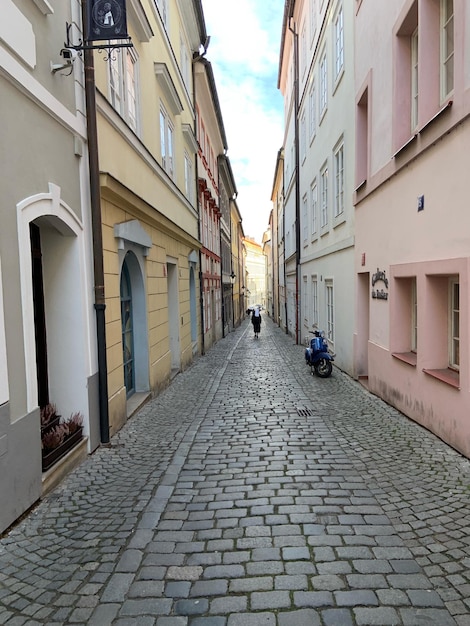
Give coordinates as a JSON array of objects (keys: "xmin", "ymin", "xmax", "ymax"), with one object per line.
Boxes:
[{"xmin": 354, "ymin": 0, "xmax": 470, "ymax": 457}]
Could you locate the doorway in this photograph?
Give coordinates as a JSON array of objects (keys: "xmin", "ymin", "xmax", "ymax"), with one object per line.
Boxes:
[
  {"xmin": 120, "ymin": 258, "xmax": 135, "ymax": 397},
  {"xmin": 167, "ymin": 261, "xmax": 180, "ymax": 372},
  {"xmin": 119, "ymin": 251, "xmax": 149, "ymax": 400},
  {"xmin": 30, "ymin": 223, "xmax": 49, "ymax": 408}
]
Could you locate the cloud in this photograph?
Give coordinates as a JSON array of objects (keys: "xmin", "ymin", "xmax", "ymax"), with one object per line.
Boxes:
[{"xmin": 202, "ymin": 0, "xmax": 285, "ymax": 242}]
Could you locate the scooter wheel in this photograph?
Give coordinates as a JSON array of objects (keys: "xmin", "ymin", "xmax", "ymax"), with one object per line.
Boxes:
[{"xmin": 314, "ymin": 358, "xmax": 332, "ymax": 378}]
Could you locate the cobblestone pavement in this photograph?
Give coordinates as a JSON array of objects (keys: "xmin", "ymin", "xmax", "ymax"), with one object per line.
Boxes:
[{"xmin": 1, "ymin": 318, "xmax": 470, "ymax": 626}]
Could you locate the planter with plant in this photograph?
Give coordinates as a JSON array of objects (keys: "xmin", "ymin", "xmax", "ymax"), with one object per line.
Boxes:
[
  {"xmin": 41, "ymin": 411, "xmax": 84, "ymax": 472},
  {"xmin": 40, "ymin": 403, "xmax": 61, "ymax": 435}
]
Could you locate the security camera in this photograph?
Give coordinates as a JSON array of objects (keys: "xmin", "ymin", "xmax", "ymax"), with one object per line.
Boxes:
[
  {"xmin": 60, "ymin": 48, "xmax": 79, "ymax": 61},
  {"xmin": 51, "ymin": 48, "xmax": 79, "ymax": 74}
]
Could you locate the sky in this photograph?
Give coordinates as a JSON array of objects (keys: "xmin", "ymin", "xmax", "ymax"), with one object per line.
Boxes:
[{"xmin": 201, "ymin": 0, "xmax": 286, "ymax": 244}]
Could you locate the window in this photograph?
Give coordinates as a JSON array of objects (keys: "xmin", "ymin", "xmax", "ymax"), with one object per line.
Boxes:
[
  {"xmin": 326, "ymin": 280, "xmax": 334, "ymax": 342},
  {"xmin": 156, "ymin": 0, "xmax": 168, "ymax": 29},
  {"xmin": 311, "ymin": 179, "xmax": 318, "ymax": 236},
  {"xmin": 334, "ymin": 6, "xmax": 344, "ymax": 81},
  {"xmin": 391, "ymin": 275, "xmax": 418, "ymax": 364},
  {"xmin": 450, "ymin": 280, "xmax": 459, "ymax": 369},
  {"xmin": 356, "ymin": 86, "xmax": 368, "ymax": 187},
  {"xmin": 411, "ymin": 277, "xmax": 417, "ymax": 352},
  {"xmin": 208, "ymin": 210, "xmax": 213, "ymax": 251},
  {"xmin": 184, "ymin": 152, "xmax": 193, "ymax": 203},
  {"xmin": 302, "ymin": 194, "xmax": 308, "ymax": 244},
  {"xmin": 320, "ymin": 165, "xmax": 328, "ymax": 228},
  {"xmin": 203, "ymin": 203, "xmax": 208, "ymax": 246},
  {"xmin": 312, "ymin": 275, "xmax": 318, "ymax": 326},
  {"xmin": 109, "ymin": 47, "xmax": 139, "ymax": 132},
  {"xmin": 180, "ymin": 36, "xmax": 190, "ymax": 91},
  {"xmin": 300, "ymin": 111, "xmax": 306, "ymax": 162},
  {"xmin": 310, "ymin": 0, "xmax": 317, "ymax": 45},
  {"xmin": 301, "ymin": 22, "xmax": 307, "ymax": 78},
  {"xmin": 333, "ymin": 141, "xmax": 344, "ymax": 217},
  {"xmin": 393, "ymin": 2, "xmax": 417, "ymax": 151},
  {"xmin": 422, "ymin": 272, "xmax": 460, "ymax": 387},
  {"xmin": 126, "ymin": 50, "xmax": 138, "ymax": 131},
  {"xmin": 441, "ymin": 0, "xmax": 454, "ymax": 98},
  {"xmin": 160, "ymin": 106, "xmax": 174, "ymax": 178},
  {"xmin": 303, "ymin": 276, "xmax": 308, "ymax": 323},
  {"xmin": 109, "ymin": 50, "xmax": 122, "ymax": 114},
  {"xmin": 411, "ymin": 28, "xmax": 419, "ymax": 130},
  {"xmin": 309, "ymin": 83, "xmax": 316, "ymax": 140},
  {"xmin": 319, "ymin": 49, "xmax": 328, "ymax": 115}
]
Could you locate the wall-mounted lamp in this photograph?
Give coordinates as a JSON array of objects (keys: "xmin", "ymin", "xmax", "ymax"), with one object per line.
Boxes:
[{"xmin": 230, "ymin": 271, "xmax": 236, "ymax": 285}]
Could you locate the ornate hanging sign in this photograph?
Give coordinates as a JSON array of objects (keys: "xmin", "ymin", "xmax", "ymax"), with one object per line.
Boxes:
[
  {"xmin": 86, "ymin": 0, "xmax": 129, "ymax": 41},
  {"xmin": 371, "ymin": 268, "xmax": 389, "ymax": 300}
]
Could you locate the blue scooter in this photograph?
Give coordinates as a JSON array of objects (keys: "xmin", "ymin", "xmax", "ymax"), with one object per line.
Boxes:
[{"xmin": 305, "ymin": 329, "xmax": 334, "ymax": 377}]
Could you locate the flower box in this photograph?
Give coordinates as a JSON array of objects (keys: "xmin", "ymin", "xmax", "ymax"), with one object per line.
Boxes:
[{"xmin": 41, "ymin": 427, "xmax": 83, "ymax": 472}]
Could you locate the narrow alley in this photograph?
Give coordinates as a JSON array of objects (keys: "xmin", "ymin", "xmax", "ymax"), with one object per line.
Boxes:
[{"xmin": 1, "ymin": 317, "xmax": 470, "ymax": 626}]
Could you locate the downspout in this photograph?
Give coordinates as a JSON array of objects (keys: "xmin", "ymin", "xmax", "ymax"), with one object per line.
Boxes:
[
  {"xmin": 81, "ymin": 2, "xmax": 110, "ymax": 443},
  {"xmin": 192, "ymin": 41, "xmax": 210, "ymax": 356},
  {"xmin": 218, "ymin": 156, "xmax": 225, "ymax": 338},
  {"xmin": 288, "ymin": 17, "xmax": 301, "ymax": 345},
  {"xmin": 283, "ymin": 191, "xmax": 288, "ymax": 334}
]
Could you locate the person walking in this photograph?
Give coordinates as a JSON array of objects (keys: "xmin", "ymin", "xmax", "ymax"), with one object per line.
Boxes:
[{"xmin": 251, "ymin": 306, "xmax": 262, "ymax": 338}]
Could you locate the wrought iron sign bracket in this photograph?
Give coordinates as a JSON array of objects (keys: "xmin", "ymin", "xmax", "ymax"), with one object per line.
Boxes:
[{"xmin": 65, "ymin": 22, "xmax": 133, "ymax": 59}]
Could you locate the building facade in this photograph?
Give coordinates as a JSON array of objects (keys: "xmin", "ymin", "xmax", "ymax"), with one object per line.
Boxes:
[
  {"xmin": 354, "ymin": 0, "xmax": 470, "ymax": 456},
  {"xmin": 231, "ymin": 201, "xmax": 246, "ymax": 325},
  {"xmin": 278, "ymin": 0, "xmax": 356, "ymax": 372},
  {"xmin": 194, "ymin": 57, "xmax": 225, "ymax": 351},
  {"xmin": 92, "ymin": 0, "xmax": 205, "ymax": 434},
  {"xmin": 244, "ymin": 237, "xmax": 267, "ymax": 310},
  {"xmin": 0, "ymin": 0, "xmax": 99, "ymax": 533},
  {"xmin": 271, "ymin": 148, "xmax": 286, "ymax": 331},
  {"xmin": 219, "ymin": 155, "xmax": 238, "ymax": 335}
]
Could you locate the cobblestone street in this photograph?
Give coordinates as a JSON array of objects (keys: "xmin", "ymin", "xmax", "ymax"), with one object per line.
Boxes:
[{"xmin": 1, "ymin": 317, "xmax": 470, "ymax": 626}]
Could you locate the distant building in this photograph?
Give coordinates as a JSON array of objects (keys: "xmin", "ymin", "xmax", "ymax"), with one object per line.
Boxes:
[
  {"xmin": 244, "ymin": 238, "xmax": 266, "ymax": 310},
  {"xmin": 194, "ymin": 57, "xmax": 226, "ymax": 351}
]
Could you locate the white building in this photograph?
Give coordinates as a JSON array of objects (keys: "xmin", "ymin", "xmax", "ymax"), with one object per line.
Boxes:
[{"xmin": 278, "ymin": 0, "xmax": 355, "ymax": 373}]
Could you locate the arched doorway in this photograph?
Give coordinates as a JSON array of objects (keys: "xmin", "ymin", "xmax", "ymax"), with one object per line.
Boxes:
[
  {"xmin": 120, "ymin": 258, "xmax": 135, "ymax": 397},
  {"xmin": 119, "ymin": 250, "xmax": 149, "ymax": 400}
]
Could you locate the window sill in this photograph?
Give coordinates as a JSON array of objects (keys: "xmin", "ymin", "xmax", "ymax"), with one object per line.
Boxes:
[
  {"xmin": 393, "ymin": 134, "xmax": 417, "ymax": 159},
  {"xmin": 418, "ymin": 100, "xmax": 453, "ymax": 134},
  {"xmin": 423, "ymin": 367, "xmax": 460, "ymax": 389},
  {"xmin": 392, "ymin": 352, "xmax": 417, "ymax": 367},
  {"xmin": 333, "ymin": 214, "xmax": 346, "ymax": 229}
]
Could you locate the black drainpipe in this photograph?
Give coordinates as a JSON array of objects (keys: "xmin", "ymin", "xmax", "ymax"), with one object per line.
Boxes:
[
  {"xmin": 288, "ymin": 17, "xmax": 300, "ymax": 345},
  {"xmin": 82, "ymin": 1, "xmax": 110, "ymax": 444},
  {"xmin": 192, "ymin": 49, "xmax": 207, "ymax": 356}
]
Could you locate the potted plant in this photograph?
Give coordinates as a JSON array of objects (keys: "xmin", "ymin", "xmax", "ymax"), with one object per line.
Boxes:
[
  {"xmin": 41, "ymin": 411, "xmax": 84, "ymax": 472},
  {"xmin": 40, "ymin": 403, "xmax": 61, "ymax": 434}
]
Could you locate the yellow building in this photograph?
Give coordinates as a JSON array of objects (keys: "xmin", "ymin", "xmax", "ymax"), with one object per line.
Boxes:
[{"xmin": 91, "ymin": 0, "xmax": 206, "ymax": 434}]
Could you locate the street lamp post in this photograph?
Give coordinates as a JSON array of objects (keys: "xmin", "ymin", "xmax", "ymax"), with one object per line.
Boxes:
[{"xmin": 230, "ymin": 271, "xmax": 236, "ymax": 330}]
